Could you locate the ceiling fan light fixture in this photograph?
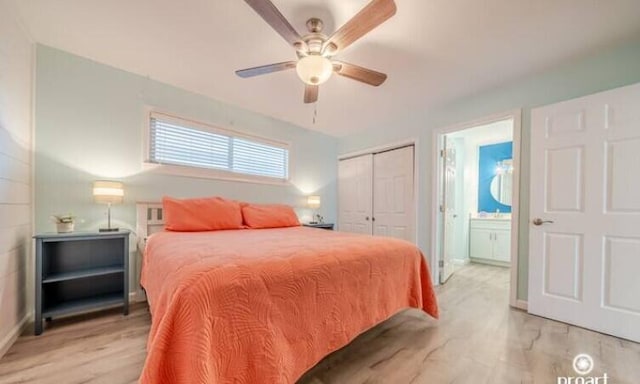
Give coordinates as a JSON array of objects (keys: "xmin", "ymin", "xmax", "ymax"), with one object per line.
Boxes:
[
  {"xmin": 296, "ymin": 55, "xmax": 333, "ymax": 85},
  {"xmin": 238, "ymin": 0, "xmax": 395, "ymax": 102}
]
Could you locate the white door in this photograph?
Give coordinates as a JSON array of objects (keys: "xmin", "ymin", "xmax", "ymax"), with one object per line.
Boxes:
[
  {"xmin": 338, "ymin": 154, "xmax": 373, "ymax": 234},
  {"xmin": 529, "ymin": 82, "xmax": 640, "ymax": 342},
  {"xmin": 372, "ymin": 146, "xmax": 415, "ymax": 242},
  {"xmin": 440, "ymin": 139, "xmax": 457, "ymax": 282}
]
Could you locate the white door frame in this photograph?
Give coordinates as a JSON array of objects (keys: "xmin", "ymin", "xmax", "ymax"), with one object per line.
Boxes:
[
  {"xmin": 338, "ymin": 139, "xmax": 419, "ymax": 245},
  {"xmin": 431, "ymin": 109, "xmax": 523, "ymax": 309}
]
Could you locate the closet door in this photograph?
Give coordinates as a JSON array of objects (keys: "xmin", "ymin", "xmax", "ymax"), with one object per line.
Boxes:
[
  {"xmin": 338, "ymin": 154, "xmax": 373, "ymax": 234},
  {"xmin": 372, "ymin": 146, "xmax": 415, "ymax": 242}
]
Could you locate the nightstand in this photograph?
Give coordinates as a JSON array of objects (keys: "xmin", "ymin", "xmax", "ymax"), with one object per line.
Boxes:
[
  {"xmin": 34, "ymin": 231, "xmax": 130, "ymax": 335},
  {"xmin": 303, "ymin": 223, "xmax": 334, "ymax": 230}
]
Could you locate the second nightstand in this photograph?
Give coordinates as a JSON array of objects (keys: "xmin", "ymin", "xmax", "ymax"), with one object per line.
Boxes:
[{"xmin": 303, "ymin": 223, "xmax": 335, "ymax": 230}]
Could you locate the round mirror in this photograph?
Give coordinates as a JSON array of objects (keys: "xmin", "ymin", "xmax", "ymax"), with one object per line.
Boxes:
[{"xmin": 490, "ymin": 159, "xmax": 513, "ymax": 206}]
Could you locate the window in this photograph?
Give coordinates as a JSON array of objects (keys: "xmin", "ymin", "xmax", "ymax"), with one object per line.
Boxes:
[{"xmin": 146, "ymin": 112, "xmax": 290, "ymax": 182}]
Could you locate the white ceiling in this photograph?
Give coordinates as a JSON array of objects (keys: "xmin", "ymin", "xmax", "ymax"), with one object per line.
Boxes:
[{"xmin": 11, "ymin": 0, "xmax": 640, "ymax": 137}]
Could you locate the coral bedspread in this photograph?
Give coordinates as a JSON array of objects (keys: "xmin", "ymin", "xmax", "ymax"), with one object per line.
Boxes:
[{"xmin": 140, "ymin": 227, "xmax": 438, "ymax": 384}]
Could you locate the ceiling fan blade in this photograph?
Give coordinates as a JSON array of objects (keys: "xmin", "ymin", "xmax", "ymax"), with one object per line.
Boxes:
[
  {"xmin": 244, "ymin": 0, "xmax": 302, "ymax": 47},
  {"xmin": 324, "ymin": 0, "xmax": 396, "ymax": 54},
  {"xmin": 333, "ymin": 61, "xmax": 387, "ymax": 86},
  {"xmin": 304, "ymin": 84, "xmax": 319, "ymax": 104},
  {"xmin": 235, "ymin": 61, "xmax": 297, "ymax": 78}
]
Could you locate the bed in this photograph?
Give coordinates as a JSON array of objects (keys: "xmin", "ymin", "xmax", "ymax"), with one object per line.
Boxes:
[{"xmin": 137, "ymin": 203, "xmax": 438, "ymax": 384}]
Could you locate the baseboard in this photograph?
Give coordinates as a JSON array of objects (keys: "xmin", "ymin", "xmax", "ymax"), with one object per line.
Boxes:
[
  {"xmin": 469, "ymin": 257, "xmax": 510, "ymax": 268},
  {"xmin": 130, "ymin": 289, "xmax": 147, "ymax": 303},
  {"xmin": 513, "ymin": 299, "xmax": 528, "ymax": 311},
  {"xmin": 452, "ymin": 259, "xmax": 470, "ymax": 266},
  {"xmin": 0, "ymin": 313, "xmax": 30, "ymax": 359}
]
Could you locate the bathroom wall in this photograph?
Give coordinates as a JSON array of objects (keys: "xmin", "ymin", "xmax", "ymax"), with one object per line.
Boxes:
[{"xmin": 477, "ymin": 141, "xmax": 513, "ymax": 214}]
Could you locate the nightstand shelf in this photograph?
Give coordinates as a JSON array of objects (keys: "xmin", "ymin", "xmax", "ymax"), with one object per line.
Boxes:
[
  {"xmin": 43, "ymin": 265, "xmax": 124, "ymax": 283},
  {"xmin": 34, "ymin": 231, "xmax": 130, "ymax": 335},
  {"xmin": 43, "ymin": 293, "xmax": 124, "ymax": 318},
  {"xmin": 303, "ymin": 223, "xmax": 335, "ymax": 230}
]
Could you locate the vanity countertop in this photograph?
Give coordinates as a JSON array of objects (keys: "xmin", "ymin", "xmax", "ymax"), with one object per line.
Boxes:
[{"xmin": 471, "ymin": 216, "xmax": 511, "ymax": 221}]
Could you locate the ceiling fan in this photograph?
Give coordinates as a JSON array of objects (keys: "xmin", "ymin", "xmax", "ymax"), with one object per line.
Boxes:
[{"xmin": 236, "ymin": 0, "xmax": 397, "ymax": 103}]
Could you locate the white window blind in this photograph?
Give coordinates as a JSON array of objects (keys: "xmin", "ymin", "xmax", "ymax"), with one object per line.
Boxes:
[{"xmin": 148, "ymin": 113, "xmax": 289, "ymax": 181}]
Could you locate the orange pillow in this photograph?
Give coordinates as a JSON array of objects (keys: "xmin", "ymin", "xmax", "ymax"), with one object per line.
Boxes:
[
  {"xmin": 163, "ymin": 196, "xmax": 244, "ymax": 232},
  {"xmin": 241, "ymin": 204, "xmax": 300, "ymax": 229}
]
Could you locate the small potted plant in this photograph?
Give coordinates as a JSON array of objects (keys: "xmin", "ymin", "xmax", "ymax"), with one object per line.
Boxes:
[{"xmin": 50, "ymin": 214, "xmax": 76, "ymax": 233}]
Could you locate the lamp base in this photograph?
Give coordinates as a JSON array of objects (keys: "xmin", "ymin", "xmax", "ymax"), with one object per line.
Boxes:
[{"xmin": 99, "ymin": 227, "xmax": 119, "ymax": 232}]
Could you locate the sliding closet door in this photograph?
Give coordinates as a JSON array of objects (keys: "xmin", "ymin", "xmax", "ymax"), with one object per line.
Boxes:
[
  {"xmin": 373, "ymin": 146, "xmax": 415, "ymax": 242},
  {"xmin": 338, "ymin": 154, "xmax": 373, "ymax": 234}
]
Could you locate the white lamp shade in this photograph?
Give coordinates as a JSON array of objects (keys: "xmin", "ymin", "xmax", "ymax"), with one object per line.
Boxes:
[
  {"xmin": 93, "ymin": 181, "xmax": 124, "ymax": 204},
  {"xmin": 307, "ymin": 195, "xmax": 321, "ymax": 209},
  {"xmin": 296, "ymin": 55, "xmax": 333, "ymax": 85}
]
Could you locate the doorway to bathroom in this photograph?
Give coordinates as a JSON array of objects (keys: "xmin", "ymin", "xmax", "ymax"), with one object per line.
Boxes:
[{"xmin": 432, "ymin": 111, "xmax": 522, "ymax": 308}]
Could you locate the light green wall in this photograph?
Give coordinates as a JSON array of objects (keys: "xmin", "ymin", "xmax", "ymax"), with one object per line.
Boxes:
[
  {"xmin": 35, "ymin": 45, "xmax": 338, "ymax": 289},
  {"xmin": 338, "ymin": 37, "xmax": 640, "ymax": 300}
]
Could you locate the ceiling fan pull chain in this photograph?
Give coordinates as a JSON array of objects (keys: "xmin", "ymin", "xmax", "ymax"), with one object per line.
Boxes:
[{"xmin": 313, "ymin": 102, "xmax": 318, "ymax": 125}]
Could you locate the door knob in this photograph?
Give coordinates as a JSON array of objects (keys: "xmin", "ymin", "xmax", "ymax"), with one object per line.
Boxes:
[
  {"xmin": 532, "ymin": 218, "xmax": 554, "ymax": 226},
  {"xmin": 365, "ymin": 216, "xmax": 370, "ymax": 221}
]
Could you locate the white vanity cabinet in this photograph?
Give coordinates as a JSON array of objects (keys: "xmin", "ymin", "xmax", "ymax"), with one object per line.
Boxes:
[{"xmin": 469, "ymin": 218, "xmax": 511, "ymax": 265}]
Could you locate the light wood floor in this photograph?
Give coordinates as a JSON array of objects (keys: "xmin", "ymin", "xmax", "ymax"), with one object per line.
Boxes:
[{"xmin": 1, "ymin": 264, "xmax": 638, "ymax": 383}]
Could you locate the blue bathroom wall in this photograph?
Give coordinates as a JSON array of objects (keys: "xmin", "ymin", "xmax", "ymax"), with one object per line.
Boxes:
[{"xmin": 478, "ymin": 141, "xmax": 513, "ymax": 213}]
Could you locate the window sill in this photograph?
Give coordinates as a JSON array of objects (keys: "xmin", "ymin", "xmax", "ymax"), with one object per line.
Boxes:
[{"xmin": 142, "ymin": 162, "xmax": 291, "ymax": 186}]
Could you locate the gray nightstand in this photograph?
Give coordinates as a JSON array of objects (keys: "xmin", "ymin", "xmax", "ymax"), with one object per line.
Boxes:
[
  {"xmin": 303, "ymin": 223, "xmax": 334, "ymax": 230},
  {"xmin": 34, "ymin": 231, "xmax": 130, "ymax": 335}
]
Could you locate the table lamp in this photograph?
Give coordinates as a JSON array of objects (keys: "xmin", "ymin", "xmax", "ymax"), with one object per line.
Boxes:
[
  {"xmin": 93, "ymin": 180, "xmax": 124, "ymax": 232},
  {"xmin": 307, "ymin": 195, "xmax": 322, "ymax": 224}
]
